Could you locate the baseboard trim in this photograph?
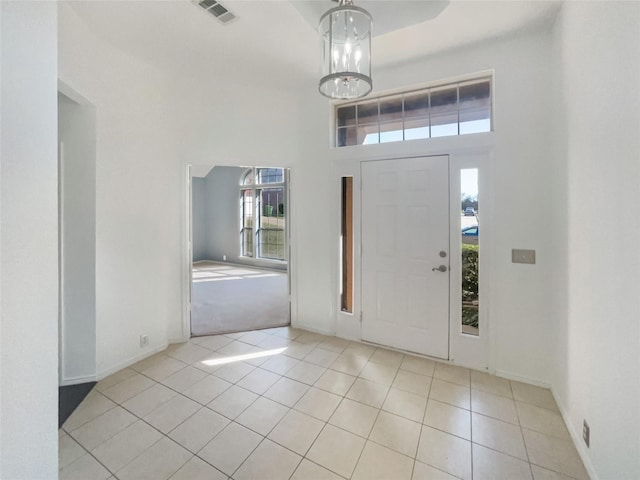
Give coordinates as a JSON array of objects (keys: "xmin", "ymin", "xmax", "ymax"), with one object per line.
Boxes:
[
  {"xmin": 551, "ymin": 387, "xmax": 599, "ymax": 480},
  {"xmin": 293, "ymin": 322, "xmax": 335, "ymax": 336},
  {"xmin": 493, "ymin": 369, "xmax": 551, "ymax": 388},
  {"xmin": 169, "ymin": 336, "xmax": 189, "ymax": 344},
  {"xmin": 60, "ymin": 374, "xmax": 97, "ymax": 387},
  {"xmin": 96, "ymin": 343, "xmax": 168, "ymax": 381}
]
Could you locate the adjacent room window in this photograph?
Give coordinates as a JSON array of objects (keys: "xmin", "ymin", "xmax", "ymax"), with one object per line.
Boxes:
[
  {"xmin": 240, "ymin": 168, "xmax": 287, "ymax": 261},
  {"xmin": 335, "ymin": 77, "xmax": 492, "ymax": 147}
]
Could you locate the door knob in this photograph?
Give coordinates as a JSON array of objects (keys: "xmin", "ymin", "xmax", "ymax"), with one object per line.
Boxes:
[{"xmin": 432, "ymin": 265, "xmax": 447, "ymax": 272}]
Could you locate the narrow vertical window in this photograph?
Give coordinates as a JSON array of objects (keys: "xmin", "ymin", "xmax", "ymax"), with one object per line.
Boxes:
[
  {"xmin": 241, "ymin": 189, "xmax": 254, "ymax": 257},
  {"xmin": 461, "ymin": 169, "xmax": 479, "ymax": 335},
  {"xmin": 341, "ymin": 177, "xmax": 353, "ymax": 312}
]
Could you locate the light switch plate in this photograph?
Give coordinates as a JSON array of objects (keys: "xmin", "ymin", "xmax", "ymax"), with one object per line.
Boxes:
[{"xmin": 512, "ymin": 249, "xmax": 536, "ymax": 264}]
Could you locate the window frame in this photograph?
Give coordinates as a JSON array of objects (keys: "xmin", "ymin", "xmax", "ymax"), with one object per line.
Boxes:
[
  {"xmin": 239, "ymin": 167, "xmax": 288, "ymax": 263},
  {"xmin": 334, "ymin": 75, "xmax": 493, "ymax": 148}
]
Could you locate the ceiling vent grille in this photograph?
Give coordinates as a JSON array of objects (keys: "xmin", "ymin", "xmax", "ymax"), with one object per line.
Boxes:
[{"xmin": 196, "ymin": 0, "xmax": 236, "ymax": 24}]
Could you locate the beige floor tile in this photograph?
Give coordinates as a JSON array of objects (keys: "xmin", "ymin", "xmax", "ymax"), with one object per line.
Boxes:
[
  {"xmin": 238, "ymin": 330, "xmax": 271, "ymax": 346},
  {"xmin": 257, "ymin": 334, "xmax": 292, "ymax": 349},
  {"xmin": 168, "ymin": 408, "xmax": 229, "ymax": 453},
  {"xmin": 511, "ymin": 382, "xmax": 559, "ymax": 412},
  {"xmin": 473, "ymin": 444, "xmax": 533, "ymax": 480},
  {"xmin": 383, "ymin": 388, "xmax": 428, "ymax": 423},
  {"xmin": 314, "ymin": 369, "xmax": 356, "ymax": 396},
  {"xmin": 161, "ymin": 366, "xmax": 207, "ymax": 392},
  {"xmin": 471, "ymin": 389, "xmax": 519, "ymax": 424},
  {"xmin": 101, "ymin": 373, "xmax": 156, "ymax": 404},
  {"xmin": 317, "ymin": 337, "xmax": 350, "ymax": 353},
  {"xmin": 296, "ymin": 331, "xmax": 326, "ymax": 345},
  {"xmin": 181, "ymin": 375, "xmax": 232, "ymax": 405},
  {"xmin": 234, "ymin": 439, "xmax": 302, "ymax": 480},
  {"xmin": 63, "ymin": 391, "xmax": 116, "ymax": 431},
  {"xmin": 370, "ymin": 411, "xmax": 422, "ymax": 457},
  {"xmin": 283, "ymin": 340, "xmax": 316, "ymax": 359},
  {"xmin": 516, "ymin": 402, "xmax": 570, "ymax": 440},
  {"xmin": 69, "ymin": 406, "xmax": 137, "ymax": 451},
  {"xmin": 330, "ymin": 352, "xmax": 369, "ymax": 375},
  {"xmin": 523, "ymin": 429, "xmax": 589, "ymax": 480},
  {"xmin": 291, "ymin": 459, "xmax": 343, "ymax": 480},
  {"xmin": 417, "ymin": 426, "xmax": 472, "ymax": 480},
  {"xmin": 236, "ymin": 396, "xmax": 289, "ymax": 435},
  {"xmin": 116, "ymin": 437, "xmax": 192, "ymax": 480},
  {"xmin": 531, "ymin": 464, "xmax": 578, "ymax": 480},
  {"xmin": 359, "ymin": 361, "xmax": 399, "ymax": 386},
  {"xmin": 346, "ymin": 378, "xmax": 390, "ymax": 408},
  {"xmin": 95, "ymin": 368, "xmax": 138, "ymax": 392},
  {"xmin": 285, "ymin": 360, "xmax": 327, "ymax": 385},
  {"xmin": 264, "ymin": 376, "xmax": 310, "ymax": 407},
  {"xmin": 192, "ymin": 352, "xmax": 224, "ymax": 374},
  {"xmin": 393, "ymin": 370, "xmax": 432, "ymax": 397},
  {"xmin": 236, "ymin": 367, "xmax": 280, "ymax": 394},
  {"xmin": 143, "ymin": 395, "xmax": 201, "ymax": 434},
  {"xmin": 352, "ymin": 441, "xmax": 413, "ymax": 480},
  {"xmin": 344, "ymin": 342, "xmax": 376, "ymax": 359},
  {"xmin": 429, "ymin": 378, "xmax": 470, "ymax": 410},
  {"xmin": 59, "ymin": 432, "xmax": 86, "ymax": 469},
  {"xmin": 433, "ymin": 363, "xmax": 470, "ymax": 387},
  {"xmin": 198, "ymin": 422, "xmax": 263, "ymax": 477},
  {"xmin": 212, "ymin": 361, "xmax": 255, "ymax": 383},
  {"xmin": 400, "ymin": 355, "xmax": 436, "ymax": 377},
  {"xmin": 370, "ymin": 348, "xmax": 404, "ymax": 368},
  {"xmin": 207, "ymin": 385, "xmax": 258, "ymax": 419},
  {"xmin": 294, "ymin": 387, "xmax": 342, "ymax": 421},
  {"xmin": 244, "ymin": 347, "xmax": 271, "ymax": 367},
  {"xmin": 306, "ymin": 424, "xmax": 366, "ymax": 478},
  {"xmin": 269, "ymin": 409, "xmax": 325, "ymax": 456},
  {"xmin": 329, "ymin": 398, "xmax": 379, "ymax": 438},
  {"xmin": 217, "ymin": 340, "xmax": 257, "ymax": 356},
  {"xmin": 471, "ymin": 371, "xmax": 513, "ymax": 398},
  {"xmin": 169, "ymin": 456, "xmax": 227, "ymax": 480},
  {"xmin": 91, "ymin": 420, "xmax": 162, "ymax": 472},
  {"xmin": 166, "ymin": 343, "xmax": 211, "ymax": 364},
  {"xmin": 271, "ymin": 326, "xmax": 304, "ymax": 340},
  {"xmin": 121, "ymin": 383, "xmax": 177, "ymax": 417},
  {"xmin": 424, "ymin": 399, "xmax": 471, "ymax": 440},
  {"xmin": 412, "ymin": 461, "xmax": 460, "ymax": 479},
  {"xmin": 472, "ymin": 412, "xmax": 527, "ymax": 460},
  {"xmin": 142, "ymin": 357, "xmax": 188, "ymax": 382},
  {"xmin": 59, "ymin": 453, "xmax": 111, "ymax": 480},
  {"xmin": 130, "ymin": 353, "xmax": 171, "ymax": 373},
  {"xmin": 260, "ymin": 354, "xmax": 300, "ymax": 375},
  {"xmin": 196, "ymin": 335, "xmax": 234, "ymax": 352},
  {"xmin": 305, "ymin": 347, "xmax": 341, "ymax": 367}
]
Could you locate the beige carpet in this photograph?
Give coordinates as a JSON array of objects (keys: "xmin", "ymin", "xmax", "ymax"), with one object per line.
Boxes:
[{"xmin": 191, "ymin": 262, "xmax": 289, "ymax": 336}]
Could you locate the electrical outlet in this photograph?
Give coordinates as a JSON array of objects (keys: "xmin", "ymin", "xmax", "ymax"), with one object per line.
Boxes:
[
  {"xmin": 223, "ymin": 255, "xmax": 227, "ymax": 261},
  {"xmin": 583, "ymin": 419, "xmax": 590, "ymax": 447},
  {"xmin": 140, "ymin": 334, "xmax": 149, "ymax": 347}
]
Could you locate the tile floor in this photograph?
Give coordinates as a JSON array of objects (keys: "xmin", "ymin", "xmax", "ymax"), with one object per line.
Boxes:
[{"xmin": 59, "ymin": 327, "xmax": 589, "ymax": 480}]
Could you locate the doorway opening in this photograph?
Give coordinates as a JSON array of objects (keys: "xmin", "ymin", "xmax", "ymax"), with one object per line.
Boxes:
[{"xmin": 189, "ymin": 165, "xmax": 290, "ymax": 337}]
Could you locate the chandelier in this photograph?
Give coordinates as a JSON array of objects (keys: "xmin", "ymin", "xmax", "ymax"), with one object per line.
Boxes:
[{"xmin": 318, "ymin": 0, "xmax": 373, "ymax": 99}]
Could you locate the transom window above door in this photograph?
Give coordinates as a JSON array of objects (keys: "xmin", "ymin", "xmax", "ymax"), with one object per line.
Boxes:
[
  {"xmin": 335, "ymin": 76, "xmax": 492, "ymax": 147},
  {"xmin": 240, "ymin": 168, "xmax": 287, "ymax": 262}
]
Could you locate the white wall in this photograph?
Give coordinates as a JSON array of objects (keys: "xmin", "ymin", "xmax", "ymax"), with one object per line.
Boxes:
[
  {"xmin": 58, "ymin": 92, "xmax": 97, "ymax": 385},
  {"xmin": 552, "ymin": 3, "xmax": 640, "ymax": 478},
  {"xmin": 58, "ymin": 3, "xmax": 184, "ymax": 372},
  {"xmin": 0, "ymin": 2, "xmax": 59, "ymax": 478}
]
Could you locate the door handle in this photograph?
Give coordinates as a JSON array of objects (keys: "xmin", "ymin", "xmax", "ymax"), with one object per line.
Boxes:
[{"xmin": 432, "ymin": 265, "xmax": 447, "ymax": 272}]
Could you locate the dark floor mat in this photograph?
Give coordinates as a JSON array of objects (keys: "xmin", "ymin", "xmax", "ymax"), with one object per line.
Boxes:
[{"xmin": 59, "ymin": 381, "xmax": 96, "ymax": 428}]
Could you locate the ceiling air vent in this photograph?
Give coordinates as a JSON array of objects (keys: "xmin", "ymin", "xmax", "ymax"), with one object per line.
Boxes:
[{"xmin": 196, "ymin": 0, "xmax": 236, "ymax": 24}]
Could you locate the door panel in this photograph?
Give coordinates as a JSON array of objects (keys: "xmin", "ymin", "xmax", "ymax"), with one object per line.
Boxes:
[{"xmin": 362, "ymin": 156, "xmax": 450, "ymax": 359}]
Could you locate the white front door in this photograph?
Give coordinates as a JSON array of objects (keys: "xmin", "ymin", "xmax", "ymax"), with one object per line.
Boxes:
[{"xmin": 361, "ymin": 156, "xmax": 450, "ymax": 359}]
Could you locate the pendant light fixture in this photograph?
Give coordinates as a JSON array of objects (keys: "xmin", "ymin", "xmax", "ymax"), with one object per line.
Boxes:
[{"xmin": 319, "ymin": 0, "xmax": 373, "ymax": 99}]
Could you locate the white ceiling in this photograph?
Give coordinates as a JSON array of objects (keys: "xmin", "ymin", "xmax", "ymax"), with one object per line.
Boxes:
[{"xmin": 65, "ymin": 0, "xmax": 561, "ymax": 87}]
